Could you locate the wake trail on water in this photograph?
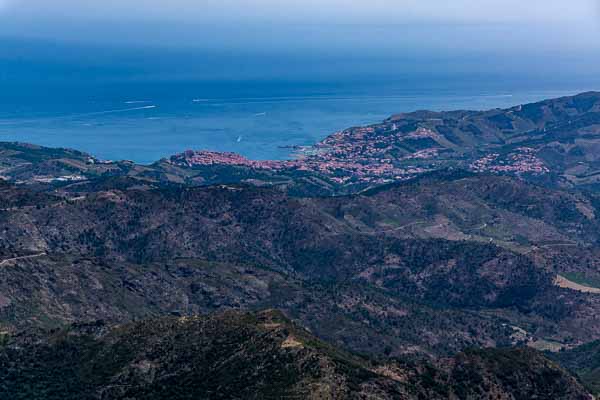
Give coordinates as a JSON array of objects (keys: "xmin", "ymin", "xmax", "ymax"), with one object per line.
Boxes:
[
  {"xmin": 77, "ymin": 105, "xmax": 157, "ymax": 116},
  {"xmin": 0, "ymin": 105, "xmax": 158, "ymax": 126}
]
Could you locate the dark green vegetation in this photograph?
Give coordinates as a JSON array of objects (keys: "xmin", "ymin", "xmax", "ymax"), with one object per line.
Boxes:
[
  {"xmin": 0, "ymin": 310, "xmax": 590, "ymax": 400},
  {"xmin": 552, "ymin": 340, "xmax": 600, "ymax": 396},
  {"xmin": 4, "ymin": 92, "xmax": 600, "ymax": 397}
]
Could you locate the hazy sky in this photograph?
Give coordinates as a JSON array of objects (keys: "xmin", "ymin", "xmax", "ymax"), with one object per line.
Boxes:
[
  {"xmin": 1, "ymin": 0, "xmax": 597, "ymax": 24},
  {"xmin": 1, "ymin": 0, "xmax": 598, "ymax": 49},
  {"xmin": 0, "ymin": 1, "xmax": 599, "ymax": 85}
]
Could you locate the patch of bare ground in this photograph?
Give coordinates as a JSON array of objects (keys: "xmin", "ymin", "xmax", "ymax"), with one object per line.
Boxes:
[
  {"xmin": 555, "ymin": 275, "xmax": 600, "ymax": 294},
  {"xmin": 281, "ymin": 335, "xmax": 304, "ymax": 349}
]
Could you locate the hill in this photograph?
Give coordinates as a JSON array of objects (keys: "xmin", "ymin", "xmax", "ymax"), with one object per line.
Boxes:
[
  {"xmin": 0, "ymin": 310, "xmax": 591, "ymax": 400},
  {"xmin": 2, "ymin": 172, "xmax": 600, "ymax": 357},
  {"xmin": 551, "ymin": 340, "xmax": 600, "ymax": 396}
]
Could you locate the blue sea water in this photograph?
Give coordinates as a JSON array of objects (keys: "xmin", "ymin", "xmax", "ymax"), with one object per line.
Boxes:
[{"xmin": 0, "ymin": 80, "xmax": 588, "ymax": 164}]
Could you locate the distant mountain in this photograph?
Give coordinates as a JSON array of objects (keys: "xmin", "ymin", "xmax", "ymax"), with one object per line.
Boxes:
[
  {"xmin": 309, "ymin": 91, "xmax": 600, "ymax": 188},
  {"xmin": 0, "ymin": 310, "xmax": 591, "ymax": 400},
  {"xmin": 2, "ymin": 92, "xmax": 600, "ymax": 194}
]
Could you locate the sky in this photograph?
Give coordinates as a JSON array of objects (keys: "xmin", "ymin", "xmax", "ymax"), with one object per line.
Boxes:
[
  {"xmin": 1, "ymin": 0, "xmax": 597, "ymax": 49},
  {"xmin": 0, "ymin": 0, "xmax": 597, "ymax": 24},
  {"xmin": 0, "ymin": 1, "xmax": 599, "ymax": 86}
]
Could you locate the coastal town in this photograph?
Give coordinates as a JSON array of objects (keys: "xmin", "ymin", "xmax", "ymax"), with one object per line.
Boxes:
[
  {"xmin": 169, "ymin": 118, "xmax": 551, "ymax": 186},
  {"xmin": 469, "ymin": 147, "xmax": 550, "ymax": 176}
]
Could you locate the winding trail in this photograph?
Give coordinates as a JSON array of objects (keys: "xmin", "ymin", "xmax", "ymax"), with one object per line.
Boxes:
[{"xmin": 0, "ymin": 252, "xmax": 47, "ymax": 267}]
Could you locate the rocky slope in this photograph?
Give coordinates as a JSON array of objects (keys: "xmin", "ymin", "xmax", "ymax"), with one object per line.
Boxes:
[
  {"xmin": 0, "ymin": 310, "xmax": 591, "ymax": 400},
  {"xmin": 2, "ymin": 172, "xmax": 600, "ymax": 357}
]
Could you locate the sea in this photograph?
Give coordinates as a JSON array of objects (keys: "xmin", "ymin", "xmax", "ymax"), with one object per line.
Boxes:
[{"xmin": 0, "ymin": 79, "xmax": 590, "ymax": 164}]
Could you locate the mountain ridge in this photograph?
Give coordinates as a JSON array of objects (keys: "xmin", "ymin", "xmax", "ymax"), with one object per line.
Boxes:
[{"xmin": 2, "ymin": 172, "xmax": 600, "ymax": 358}]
